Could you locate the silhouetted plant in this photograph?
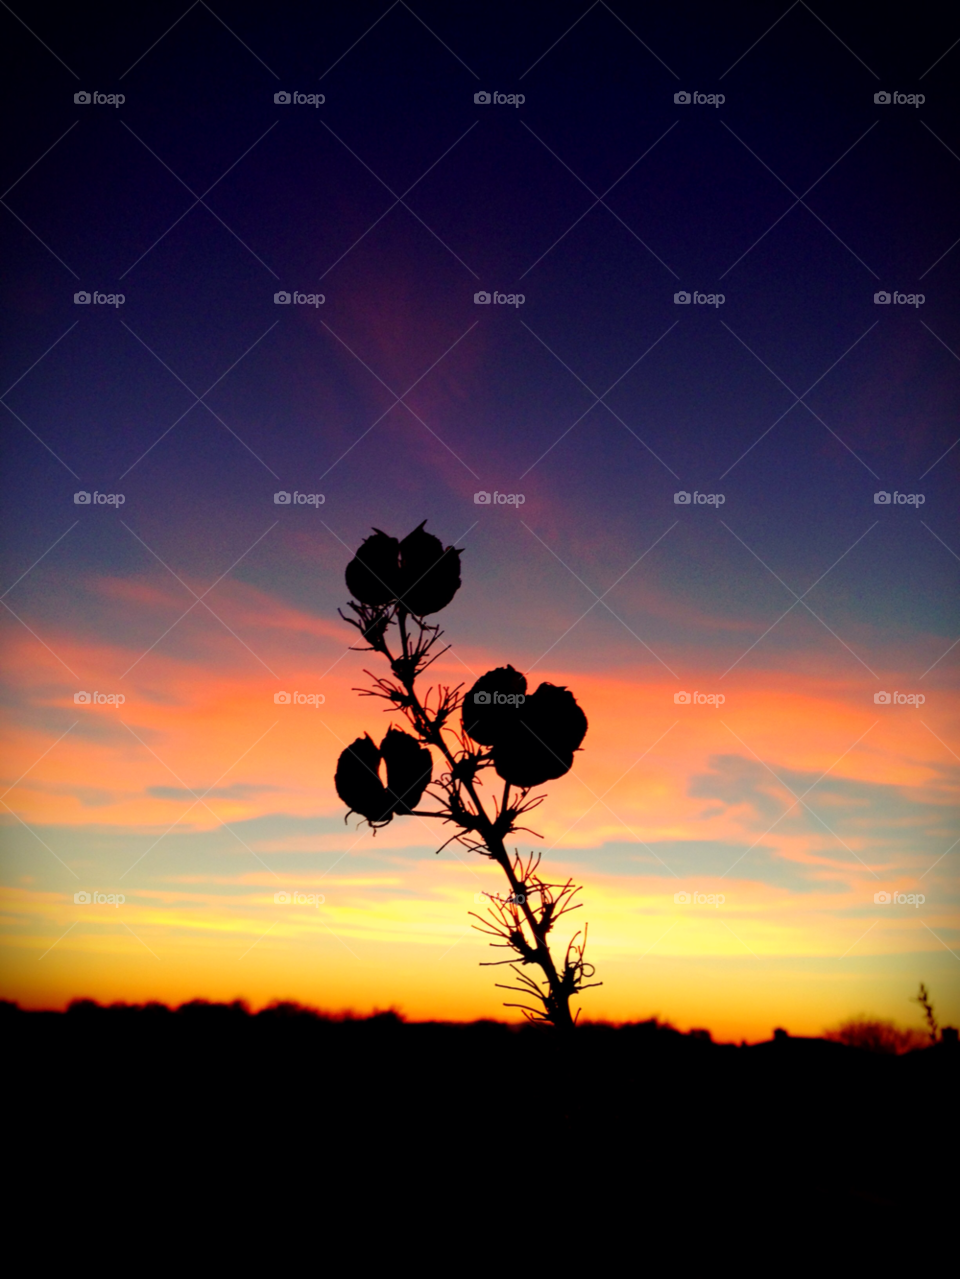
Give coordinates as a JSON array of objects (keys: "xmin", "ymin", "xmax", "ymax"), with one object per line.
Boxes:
[
  {"xmin": 911, "ymin": 982, "xmax": 939, "ymax": 1044},
  {"xmin": 823, "ymin": 1015, "xmax": 928, "ymax": 1054},
  {"xmin": 334, "ymin": 521, "xmax": 599, "ymax": 1029}
]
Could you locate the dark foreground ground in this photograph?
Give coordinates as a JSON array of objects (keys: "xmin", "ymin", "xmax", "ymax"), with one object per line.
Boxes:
[{"xmin": 6, "ymin": 999, "xmax": 957, "ymax": 1243}]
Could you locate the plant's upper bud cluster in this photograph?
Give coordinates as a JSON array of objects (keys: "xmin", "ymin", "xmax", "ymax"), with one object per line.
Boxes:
[
  {"xmin": 462, "ymin": 666, "xmax": 587, "ymax": 787},
  {"xmin": 335, "ymin": 727, "xmax": 432, "ymax": 827},
  {"xmin": 345, "ymin": 521, "xmax": 462, "ymax": 615}
]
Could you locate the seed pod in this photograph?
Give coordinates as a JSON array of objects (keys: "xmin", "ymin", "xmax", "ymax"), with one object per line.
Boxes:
[
  {"xmin": 492, "ymin": 735, "xmax": 574, "ymax": 788},
  {"xmin": 491, "ymin": 683, "xmax": 587, "ymax": 788},
  {"xmin": 345, "ymin": 530, "xmax": 401, "ymax": 606},
  {"xmin": 397, "ymin": 522, "xmax": 462, "ymax": 615},
  {"xmin": 334, "ymin": 734, "xmax": 394, "ymax": 825},
  {"xmin": 522, "ymin": 683, "xmax": 587, "ymax": 753},
  {"xmin": 461, "ymin": 666, "xmax": 528, "ymax": 745},
  {"xmin": 380, "ymin": 727, "xmax": 432, "ymax": 814}
]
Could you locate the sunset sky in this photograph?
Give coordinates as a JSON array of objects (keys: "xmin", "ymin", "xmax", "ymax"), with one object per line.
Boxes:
[{"xmin": 1, "ymin": 2, "xmax": 957, "ymax": 1040}]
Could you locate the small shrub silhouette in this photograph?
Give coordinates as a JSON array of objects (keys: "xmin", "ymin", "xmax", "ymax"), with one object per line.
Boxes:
[
  {"xmin": 824, "ymin": 1016, "xmax": 928, "ymax": 1054},
  {"xmin": 334, "ymin": 521, "xmax": 599, "ymax": 1029}
]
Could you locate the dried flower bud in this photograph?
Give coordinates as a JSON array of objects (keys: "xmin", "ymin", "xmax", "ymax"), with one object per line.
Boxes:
[
  {"xmin": 345, "ymin": 522, "xmax": 462, "ymax": 616},
  {"xmin": 345, "ymin": 530, "xmax": 401, "ymax": 607},
  {"xmin": 334, "ymin": 733, "xmax": 395, "ymax": 826},
  {"xmin": 491, "ymin": 683, "xmax": 587, "ymax": 788},
  {"xmin": 335, "ymin": 729, "xmax": 432, "ymax": 827},
  {"xmin": 380, "ymin": 727, "xmax": 432, "ymax": 814},
  {"xmin": 461, "ymin": 666, "xmax": 528, "ymax": 745},
  {"xmin": 397, "ymin": 522, "xmax": 462, "ymax": 615}
]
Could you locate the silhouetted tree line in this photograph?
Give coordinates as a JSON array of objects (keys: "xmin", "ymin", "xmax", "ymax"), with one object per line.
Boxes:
[{"xmin": 6, "ymin": 996, "xmax": 955, "ymax": 1219}]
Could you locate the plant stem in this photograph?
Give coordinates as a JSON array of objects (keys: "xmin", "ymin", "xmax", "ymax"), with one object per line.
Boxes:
[{"xmin": 390, "ymin": 623, "xmax": 575, "ymax": 1030}]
